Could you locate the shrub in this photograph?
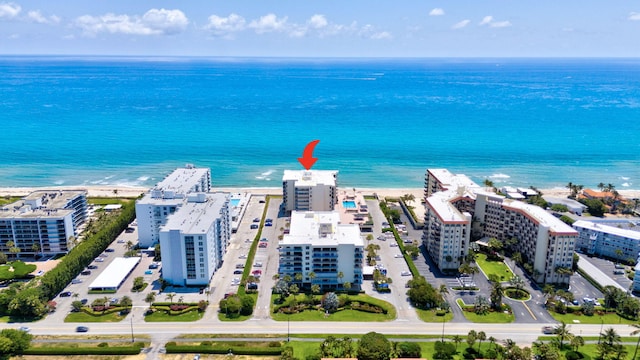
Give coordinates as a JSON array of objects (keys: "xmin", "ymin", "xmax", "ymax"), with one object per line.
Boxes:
[
  {"xmin": 97, "ymin": 342, "xmax": 109, "ymax": 348},
  {"xmin": 565, "ymin": 351, "xmax": 584, "ymax": 360},
  {"xmin": 201, "ymin": 341, "xmax": 212, "ymax": 346},
  {"xmin": 269, "ymin": 341, "xmax": 282, "ymax": 347}
]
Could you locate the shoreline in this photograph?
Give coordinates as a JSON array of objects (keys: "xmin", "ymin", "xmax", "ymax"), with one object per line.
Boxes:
[{"xmin": 1, "ymin": 185, "xmax": 640, "ymax": 201}]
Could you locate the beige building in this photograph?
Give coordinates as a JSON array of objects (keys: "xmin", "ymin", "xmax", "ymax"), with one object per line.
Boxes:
[
  {"xmin": 282, "ymin": 170, "xmax": 338, "ymax": 212},
  {"xmin": 423, "ymin": 169, "xmax": 578, "ymax": 284}
]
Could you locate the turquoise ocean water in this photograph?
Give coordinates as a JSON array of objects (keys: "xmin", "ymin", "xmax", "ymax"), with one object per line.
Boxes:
[{"xmin": 1, "ymin": 57, "xmax": 639, "ymax": 190}]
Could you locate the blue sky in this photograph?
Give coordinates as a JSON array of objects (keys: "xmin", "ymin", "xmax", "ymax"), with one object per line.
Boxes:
[{"xmin": 1, "ymin": 1, "xmax": 639, "ymax": 57}]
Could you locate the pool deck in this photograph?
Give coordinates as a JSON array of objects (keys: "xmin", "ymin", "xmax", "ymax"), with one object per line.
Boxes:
[{"xmin": 337, "ymin": 189, "xmax": 371, "ymax": 230}]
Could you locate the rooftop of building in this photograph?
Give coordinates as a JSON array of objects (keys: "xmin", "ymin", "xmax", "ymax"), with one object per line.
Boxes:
[
  {"xmin": 502, "ymin": 198, "xmax": 578, "ymax": 235},
  {"xmin": 542, "ymin": 196, "xmax": 587, "ymax": 209},
  {"xmin": 0, "ymin": 190, "xmax": 84, "ymax": 219},
  {"xmin": 88, "ymin": 257, "xmax": 141, "ymax": 290},
  {"xmin": 427, "ymin": 169, "xmax": 480, "ymax": 191},
  {"xmin": 282, "ymin": 210, "xmax": 363, "ymax": 246},
  {"xmin": 426, "ymin": 191, "xmax": 470, "ymax": 224},
  {"xmin": 283, "ymin": 170, "xmax": 338, "ymax": 187},
  {"xmin": 573, "ymin": 220, "xmax": 640, "ymax": 240},
  {"xmin": 160, "ymin": 192, "xmax": 229, "ymax": 234},
  {"xmin": 153, "ymin": 165, "xmax": 210, "ymax": 196}
]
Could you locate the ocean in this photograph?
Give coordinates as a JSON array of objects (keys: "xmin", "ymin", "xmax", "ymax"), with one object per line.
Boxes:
[{"xmin": 1, "ymin": 56, "xmax": 639, "ymax": 190}]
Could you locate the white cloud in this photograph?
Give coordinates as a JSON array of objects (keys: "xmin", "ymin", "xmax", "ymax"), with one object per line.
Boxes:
[
  {"xmin": 0, "ymin": 2, "xmax": 21, "ymax": 19},
  {"xmin": 248, "ymin": 13, "xmax": 287, "ymax": 34},
  {"xmin": 479, "ymin": 16, "xmax": 493, "ymax": 26},
  {"xmin": 479, "ymin": 15, "xmax": 512, "ymax": 28},
  {"xmin": 490, "ymin": 20, "xmax": 512, "ymax": 28},
  {"xmin": 308, "ymin": 14, "xmax": 328, "ymax": 29},
  {"xmin": 452, "ymin": 19, "xmax": 470, "ymax": 29},
  {"xmin": 74, "ymin": 8, "xmax": 188, "ymax": 36},
  {"xmin": 204, "ymin": 13, "xmax": 246, "ymax": 37},
  {"xmin": 429, "ymin": 8, "xmax": 445, "ymax": 16},
  {"xmin": 630, "ymin": 12, "xmax": 640, "ymax": 21},
  {"xmin": 27, "ymin": 10, "xmax": 60, "ymax": 24}
]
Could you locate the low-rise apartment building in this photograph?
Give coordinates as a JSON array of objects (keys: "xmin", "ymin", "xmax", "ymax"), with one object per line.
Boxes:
[
  {"xmin": 282, "ymin": 170, "xmax": 338, "ymax": 212},
  {"xmin": 573, "ymin": 220, "xmax": 640, "ymax": 263},
  {"xmin": 0, "ymin": 190, "xmax": 88, "ymax": 256},
  {"xmin": 278, "ymin": 211, "xmax": 364, "ymax": 290}
]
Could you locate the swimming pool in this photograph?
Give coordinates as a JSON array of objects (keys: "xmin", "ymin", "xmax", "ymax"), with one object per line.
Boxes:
[
  {"xmin": 342, "ymin": 201, "xmax": 357, "ymax": 209},
  {"xmin": 230, "ymin": 199, "xmax": 240, "ymax": 207}
]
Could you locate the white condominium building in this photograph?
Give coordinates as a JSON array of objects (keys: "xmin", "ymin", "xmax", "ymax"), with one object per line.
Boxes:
[
  {"xmin": 573, "ymin": 220, "xmax": 640, "ymax": 263},
  {"xmin": 278, "ymin": 211, "xmax": 364, "ymax": 290},
  {"xmin": 0, "ymin": 190, "xmax": 88, "ymax": 256},
  {"xmin": 423, "ymin": 169, "xmax": 578, "ymax": 284},
  {"xmin": 136, "ymin": 165, "xmax": 211, "ymax": 247},
  {"xmin": 282, "ymin": 170, "xmax": 338, "ymax": 212},
  {"xmin": 159, "ymin": 192, "xmax": 230, "ymax": 287}
]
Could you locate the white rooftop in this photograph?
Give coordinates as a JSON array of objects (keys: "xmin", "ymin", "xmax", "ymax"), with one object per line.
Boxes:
[
  {"xmin": 543, "ymin": 196, "xmax": 587, "ymax": 209},
  {"xmin": 426, "ymin": 191, "xmax": 469, "ymax": 223},
  {"xmin": 88, "ymin": 257, "xmax": 141, "ymax": 290},
  {"xmin": 502, "ymin": 199, "xmax": 578, "ymax": 235},
  {"xmin": 0, "ymin": 190, "xmax": 83, "ymax": 219},
  {"xmin": 154, "ymin": 165, "xmax": 210, "ymax": 195},
  {"xmin": 283, "ymin": 211, "xmax": 363, "ymax": 246},
  {"xmin": 161, "ymin": 192, "xmax": 229, "ymax": 234},
  {"xmin": 283, "ymin": 170, "xmax": 337, "ymax": 187},
  {"xmin": 428, "ymin": 169, "xmax": 480, "ymax": 191},
  {"xmin": 573, "ymin": 220, "xmax": 640, "ymax": 240}
]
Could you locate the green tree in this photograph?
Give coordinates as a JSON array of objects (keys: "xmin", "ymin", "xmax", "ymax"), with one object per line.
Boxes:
[
  {"xmin": 144, "ymin": 292, "xmax": 156, "ymax": 305},
  {"xmin": 240, "ymin": 295, "xmax": 254, "ymax": 316},
  {"xmin": 337, "ymin": 271, "xmax": 344, "ymax": 287},
  {"xmin": 0, "ymin": 328, "xmax": 32, "ymax": 357},
  {"xmin": 490, "ymin": 282, "xmax": 504, "ymax": 310},
  {"xmin": 71, "ymin": 300, "xmax": 84, "ymax": 312},
  {"xmin": 311, "ymin": 284, "xmax": 321, "ymax": 295},
  {"xmin": 467, "ymin": 330, "xmax": 477, "ymax": 350},
  {"xmin": 165, "ymin": 293, "xmax": 176, "ymax": 304},
  {"xmin": 132, "ymin": 276, "xmax": 145, "ymax": 291},
  {"xmin": 396, "ymin": 342, "xmax": 421, "ymax": 358},
  {"xmin": 119, "ymin": 295, "xmax": 132, "ymax": 308},
  {"xmin": 474, "ymin": 296, "xmax": 490, "ymax": 315},
  {"xmin": 452, "ymin": 335, "xmax": 463, "ymax": 350},
  {"xmin": 477, "ymin": 331, "xmax": 487, "ymax": 354},
  {"xmin": 554, "ymin": 321, "xmax": 572, "ymax": 349},
  {"xmin": 509, "ymin": 275, "xmax": 525, "ymax": 292},
  {"xmin": 570, "ymin": 335, "xmax": 584, "ymax": 352},
  {"xmin": 357, "ymin": 332, "xmax": 391, "ymax": 360},
  {"xmin": 323, "ymin": 292, "xmax": 339, "ymax": 313}
]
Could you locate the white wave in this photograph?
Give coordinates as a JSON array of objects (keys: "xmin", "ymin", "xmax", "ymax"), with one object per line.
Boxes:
[
  {"xmin": 490, "ymin": 173, "xmax": 511, "ymax": 179},
  {"xmin": 622, "ymin": 182, "xmax": 631, "ymax": 187},
  {"xmin": 261, "ymin": 170, "xmax": 275, "ymax": 176},
  {"xmin": 620, "ymin": 176, "xmax": 630, "ymax": 181},
  {"xmin": 265, "ymin": 178, "xmax": 271, "ymax": 181},
  {"xmin": 255, "ymin": 176, "xmax": 265, "ymax": 180},
  {"xmin": 104, "ymin": 175, "xmax": 115, "ymax": 180},
  {"xmin": 54, "ymin": 180, "xmax": 65, "ymax": 185},
  {"xmin": 137, "ymin": 176, "xmax": 150, "ymax": 182}
]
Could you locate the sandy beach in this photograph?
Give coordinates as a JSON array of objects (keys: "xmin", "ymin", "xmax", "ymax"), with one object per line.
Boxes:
[{"xmin": 1, "ymin": 185, "xmax": 639, "ymax": 201}]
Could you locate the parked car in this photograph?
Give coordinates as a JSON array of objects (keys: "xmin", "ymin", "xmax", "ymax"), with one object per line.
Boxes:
[
  {"xmin": 265, "ymin": 222, "xmax": 272, "ymax": 226},
  {"xmin": 18, "ymin": 326, "xmax": 30, "ymax": 332},
  {"xmin": 105, "ymin": 248, "xmax": 115, "ymax": 252},
  {"xmin": 80, "ymin": 270, "xmax": 91, "ymax": 276},
  {"xmin": 266, "ymin": 218, "xmax": 273, "ymax": 222},
  {"xmin": 71, "ymin": 279, "xmax": 82, "ymax": 284},
  {"xmin": 252, "ymin": 218, "xmax": 260, "ymax": 223},
  {"xmin": 401, "ymin": 271, "xmax": 411, "ymax": 276},
  {"xmin": 60, "ymin": 291, "xmax": 72, "ymax": 297},
  {"xmin": 234, "ymin": 270, "xmax": 243, "ymax": 274},
  {"xmin": 80, "ymin": 298, "xmax": 88, "ymax": 305},
  {"xmin": 254, "ymin": 262, "xmax": 263, "ymax": 267},
  {"xmin": 87, "ymin": 265, "xmax": 98, "ymax": 269},
  {"xmin": 95, "ymin": 258, "xmax": 105, "ymax": 262},
  {"xmin": 76, "ymin": 326, "xmax": 89, "ymax": 333},
  {"xmin": 117, "ymin": 239, "xmax": 125, "ymax": 243},
  {"xmin": 258, "ymin": 243, "xmax": 268, "ymax": 248},
  {"xmin": 250, "ymin": 224, "xmax": 259, "ymax": 229},
  {"xmin": 542, "ymin": 326, "xmax": 555, "ymax": 334}
]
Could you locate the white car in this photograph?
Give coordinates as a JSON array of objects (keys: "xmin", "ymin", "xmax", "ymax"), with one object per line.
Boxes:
[
  {"xmin": 18, "ymin": 326, "xmax": 30, "ymax": 332},
  {"xmin": 401, "ymin": 271, "xmax": 411, "ymax": 276},
  {"xmin": 394, "ymin": 254, "xmax": 404, "ymax": 258}
]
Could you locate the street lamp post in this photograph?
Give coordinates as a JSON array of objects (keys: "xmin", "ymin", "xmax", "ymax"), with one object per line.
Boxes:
[
  {"xmin": 130, "ymin": 314, "xmax": 134, "ymax": 343},
  {"xmin": 287, "ymin": 314, "xmax": 290, "ymax": 342}
]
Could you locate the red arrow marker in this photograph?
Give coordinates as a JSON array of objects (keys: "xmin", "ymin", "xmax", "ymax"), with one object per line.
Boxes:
[{"xmin": 297, "ymin": 140, "xmax": 320, "ymax": 170}]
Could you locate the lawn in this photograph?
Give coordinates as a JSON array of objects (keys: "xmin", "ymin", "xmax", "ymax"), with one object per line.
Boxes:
[
  {"xmin": 0, "ymin": 260, "xmax": 37, "ymax": 281},
  {"xmin": 145, "ymin": 309, "xmax": 204, "ymax": 322},
  {"xmin": 456, "ymin": 299, "xmax": 515, "ymax": 323},
  {"xmin": 64, "ymin": 311, "xmax": 125, "ymax": 323},
  {"xmin": 475, "ymin": 253, "xmax": 514, "ymax": 281},
  {"xmin": 415, "ymin": 308, "xmax": 454, "ymax": 323},
  {"xmin": 271, "ymin": 293, "xmax": 396, "ymax": 322},
  {"xmin": 549, "ymin": 311, "xmax": 637, "ymax": 325}
]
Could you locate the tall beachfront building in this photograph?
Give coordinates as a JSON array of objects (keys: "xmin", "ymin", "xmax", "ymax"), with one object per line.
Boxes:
[
  {"xmin": 159, "ymin": 192, "xmax": 230, "ymax": 287},
  {"xmin": 423, "ymin": 169, "xmax": 578, "ymax": 284},
  {"xmin": 573, "ymin": 220, "xmax": 640, "ymax": 263},
  {"xmin": 0, "ymin": 190, "xmax": 88, "ymax": 256},
  {"xmin": 282, "ymin": 170, "xmax": 338, "ymax": 212},
  {"xmin": 278, "ymin": 211, "xmax": 364, "ymax": 290},
  {"xmin": 136, "ymin": 165, "xmax": 211, "ymax": 247}
]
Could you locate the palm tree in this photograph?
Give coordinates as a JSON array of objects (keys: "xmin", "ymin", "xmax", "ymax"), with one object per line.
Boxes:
[
  {"xmin": 31, "ymin": 243, "xmax": 40, "ymax": 256},
  {"xmin": 488, "ymin": 336, "xmax": 497, "ymax": 352},
  {"xmin": 631, "ymin": 323, "xmax": 640, "ymax": 360},
  {"xmin": 126, "ymin": 240, "xmax": 133, "ymax": 251},
  {"xmin": 165, "ymin": 293, "xmax": 176, "ymax": 304},
  {"xmin": 343, "ymin": 282, "xmax": 352, "ymax": 291},
  {"xmin": 308, "ymin": 271, "xmax": 316, "ymax": 286},
  {"xmin": 598, "ymin": 182, "xmax": 606, "ymax": 192},
  {"xmin": 555, "ymin": 321, "xmax": 572, "ymax": 349},
  {"xmin": 477, "ymin": 331, "xmax": 486, "ymax": 354},
  {"xmin": 602, "ymin": 327, "xmax": 621, "ymax": 347},
  {"xmin": 311, "ymin": 284, "xmax": 321, "ymax": 295},
  {"xmin": 490, "ymin": 282, "xmax": 503, "ymax": 310},
  {"xmin": 571, "ymin": 335, "xmax": 584, "ymax": 352},
  {"xmin": 452, "ymin": 335, "xmax": 463, "ymax": 350},
  {"xmin": 144, "ymin": 292, "xmax": 156, "ymax": 305}
]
